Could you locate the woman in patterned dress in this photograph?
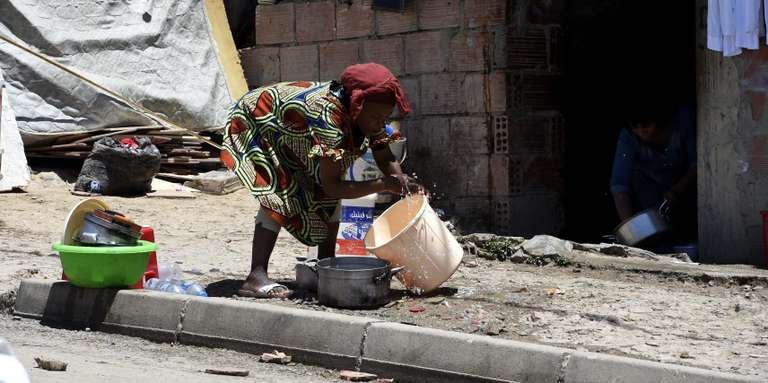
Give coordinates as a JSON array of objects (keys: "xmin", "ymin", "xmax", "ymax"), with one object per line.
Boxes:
[{"xmin": 221, "ymin": 63, "xmax": 425, "ymax": 298}]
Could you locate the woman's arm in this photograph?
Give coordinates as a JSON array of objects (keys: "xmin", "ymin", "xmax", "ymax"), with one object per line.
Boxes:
[
  {"xmin": 612, "ymin": 192, "xmax": 634, "ymax": 222},
  {"xmin": 666, "ymin": 167, "xmax": 696, "ymax": 206},
  {"xmin": 372, "ymin": 146, "xmax": 403, "ymax": 176},
  {"xmin": 610, "ymin": 130, "xmax": 637, "ymax": 221},
  {"xmin": 318, "ymin": 157, "xmax": 407, "ymax": 199}
]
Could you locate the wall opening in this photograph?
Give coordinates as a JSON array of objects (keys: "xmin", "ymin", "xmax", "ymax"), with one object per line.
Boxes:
[{"xmin": 561, "ymin": 0, "xmax": 697, "ymax": 243}]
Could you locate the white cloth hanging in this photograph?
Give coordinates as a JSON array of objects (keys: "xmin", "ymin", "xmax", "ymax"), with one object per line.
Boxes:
[{"xmin": 707, "ymin": 0, "xmax": 763, "ymax": 57}]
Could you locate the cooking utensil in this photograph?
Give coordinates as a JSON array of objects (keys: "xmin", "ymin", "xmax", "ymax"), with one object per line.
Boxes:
[
  {"xmin": 75, "ymin": 209, "xmax": 142, "ymax": 246},
  {"xmin": 316, "ymin": 257, "xmax": 403, "ymax": 309},
  {"xmin": 614, "ymin": 200, "xmax": 672, "ymax": 247},
  {"xmin": 295, "ymin": 258, "xmax": 319, "ymax": 291}
]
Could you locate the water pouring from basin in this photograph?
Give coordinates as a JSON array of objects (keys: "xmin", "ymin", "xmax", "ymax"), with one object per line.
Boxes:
[{"xmin": 364, "ymin": 193, "xmax": 463, "ymax": 294}]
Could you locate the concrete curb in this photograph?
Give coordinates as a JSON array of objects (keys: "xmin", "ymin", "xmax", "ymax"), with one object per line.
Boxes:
[{"xmin": 14, "ymin": 279, "xmax": 762, "ymax": 383}]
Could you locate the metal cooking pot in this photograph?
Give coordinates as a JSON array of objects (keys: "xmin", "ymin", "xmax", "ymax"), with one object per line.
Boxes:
[
  {"xmin": 75, "ymin": 209, "xmax": 142, "ymax": 246},
  {"xmin": 295, "ymin": 258, "xmax": 319, "ymax": 291},
  {"xmin": 316, "ymin": 257, "xmax": 403, "ymax": 309},
  {"xmin": 614, "ymin": 201, "xmax": 672, "ymax": 247}
]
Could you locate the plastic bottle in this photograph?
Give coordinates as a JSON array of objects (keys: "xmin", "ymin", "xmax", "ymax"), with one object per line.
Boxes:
[
  {"xmin": 161, "ymin": 281, "xmax": 185, "ymax": 294},
  {"xmin": 146, "ymin": 263, "xmax": 206, "ymax": 297},
  {"xmin": 144, "ymin": 275, "xmax": 206, "ymax": 297},
  {"xmin": 89, "ymin": 180, "xmax": 101, "ymax": 193},
  {"xmin": 144, "ymin": 277, "xmax": 161, "ymax": 290},
  {"xmin": 157, "ymin": 263, "xmax": 181, "ymax": 281},
  {"xmin": 185, "ymin": 283, "xmax": 208, "ymax": 297}
]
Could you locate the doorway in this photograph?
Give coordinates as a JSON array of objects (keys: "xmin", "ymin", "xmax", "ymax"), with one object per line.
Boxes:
[{"xmin": 560, "ymin": 0, "xmax": 697, "ymax": 242}]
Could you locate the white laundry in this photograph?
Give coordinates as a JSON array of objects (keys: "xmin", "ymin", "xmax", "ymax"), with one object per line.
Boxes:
[{"xmin": 707, "ymin": 0, "xmax": 764, "ymax": 57}]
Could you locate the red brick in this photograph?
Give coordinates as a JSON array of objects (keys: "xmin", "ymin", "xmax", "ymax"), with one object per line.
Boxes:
[
  {"xmin": 490, "ymin": 154, "xmax": 509, "ymax": 195},
  {"xmin": 319, "ymin": 40, "xmax": 360, "ymax": 81},
  {"xmin": 376, "ymin": 2, "xmax": 417, "ymax": 35},
  {"xmin": 488, "ymin": 72, "xmax": 507, "ymax": 113},
  {"xmin": 492, "ymin": 25, "xmax": 507, "ymax": 69},
  {"xmin": 401, "ymin": 117, "xmax": 450, "ymax": 156},
  {"xmin": 404, "ymin": 31, "xmax": 447, "ymax": 74},
  {"xmin": 280, "ymin": 45, "xmax": 319, "ymax": 81},
  {"xmin": 239, "ymin": 47, "xmax": 280, "ymax": 88},
  {"xmin": 464, "ymin": 0, "xmax": 506, "ymax": 28},
  {"xmin": 449, "ymin": 30, "xmax": 490, "ymax": 72},
  {"xmin": 450, "ymin": 116, "xmax": 489, "ymax": 154},
  {"xmin": 461, "ymin": 156, "xmax": 490, "ymax": 196},
  {"xmin": 453, "ymin": 197, "xmax": 492, "ymax": 232},
  {"xmin": 398, "ymin": 77, "xmax": 419, "ymax": 116},
  {"xmin": 510, "ymin": 73, "xmax": 559, "ymax": 110},
  {"xmin": 461, "ymin": 73, "xmax": 506, "ymax": 114},
  {"xmin": 363, "ymin": 37, "xmax": 404, "ymax": 75},
  {"xmin": 507, "ymin": 27, "xmax": 547, "ymax": 71},
  {"xmin": 255, "ymin": 3, "xmax": 295, "ymax": 45},
  {"xmin": 492, "ymin": 115, "xmax": 509, "ymax": 154},
  {"xmin": 509, "ymin": 115, "xmax": 564, "ymax": 158},
  {"xmin": 462, "ymin": 74, "xmax": 485, "ymax": 114},
  {"xmin": 420, "ymin": 73, "xmax": 461, "ymax": 115},
  {"xmin": 336, "ymin": 0, "xmax": 374, "ymax": 39},
  {"xmin": 418, "ymin": 0, "xmax": 459, "ymax": 30},
  {"xmin": 296, "ymin": 1, "xmax": 335, "ymax": 43}
]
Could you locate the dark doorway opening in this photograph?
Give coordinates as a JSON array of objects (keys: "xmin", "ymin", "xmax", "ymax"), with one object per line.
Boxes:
[{"xmin": 561, "ymin": 1, "xmax": 697, "ymax": 243}]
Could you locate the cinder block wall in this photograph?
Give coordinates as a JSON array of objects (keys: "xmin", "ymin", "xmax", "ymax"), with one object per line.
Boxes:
[{"xmin": 238, "ymin": 0, "xmax": 563, "ymax": 235}]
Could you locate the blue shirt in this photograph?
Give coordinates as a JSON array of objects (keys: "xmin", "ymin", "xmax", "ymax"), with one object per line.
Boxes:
[{"xmin": 610, "ymin": 105, "xmax": 696, "ymax": 210}]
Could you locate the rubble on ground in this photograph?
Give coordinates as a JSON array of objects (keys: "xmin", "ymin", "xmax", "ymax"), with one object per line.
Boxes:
[{"xmin": 458, "ymin": 233, "xmax": 692, "ymax": 265}]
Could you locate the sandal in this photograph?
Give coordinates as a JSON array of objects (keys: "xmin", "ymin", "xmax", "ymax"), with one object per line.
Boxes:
[{"xmin": 237, "ymin": 283, "xmax": 292, "ymax": 299}]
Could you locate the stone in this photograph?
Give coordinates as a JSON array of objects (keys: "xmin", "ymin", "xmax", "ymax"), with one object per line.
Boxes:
[
  {"xmin": 521, "ymin": 235, "xmax": 573, "ymax": 257},
  {"xmin": 340, "ymin": 370, "xmax": 378, "ymax": 381},
  {"xmin": 34, "ymin": 357, "xmax": 67, "ymax": 371},
  {"xmin": 260, "ymin": 350, "xmax": 292, "ymax": 364},
  {"xmin": 424, "ymin": 297, "xmax": 445, "ymax": 305}
]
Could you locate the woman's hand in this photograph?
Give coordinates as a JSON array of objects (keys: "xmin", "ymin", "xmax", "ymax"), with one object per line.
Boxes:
[{"xmin": 383, "ymin": 174, "xmax": 429, "ymax": 197}]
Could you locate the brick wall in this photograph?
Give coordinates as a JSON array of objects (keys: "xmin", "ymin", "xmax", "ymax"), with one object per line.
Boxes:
[
  {"xmin": 237, "ymin": 0, "xmax": 563, "ymax": 235},
  {"xmin": 494, "ymin": 0, "xmax": 565, "ymax": 236}
]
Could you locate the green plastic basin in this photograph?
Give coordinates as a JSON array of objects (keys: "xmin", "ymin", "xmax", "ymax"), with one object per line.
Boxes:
[{"xmin": 52, "ymin": 240, "xmax": 158, "ymax": 288}]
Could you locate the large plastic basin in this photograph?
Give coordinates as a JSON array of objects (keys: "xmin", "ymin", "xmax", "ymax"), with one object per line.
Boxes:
[
  {"xmin": 364, "ymin": 194, "xmax": 463, "ymax": 294},
  {"xmin": 52, "ymin": 240, "xmax": 157, "ymax": 288}
]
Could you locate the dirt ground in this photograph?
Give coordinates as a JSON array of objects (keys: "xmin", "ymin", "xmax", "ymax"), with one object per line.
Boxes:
[{"xmin": 2, "ymin": 170, "xmax": 768, "ymax": 380}]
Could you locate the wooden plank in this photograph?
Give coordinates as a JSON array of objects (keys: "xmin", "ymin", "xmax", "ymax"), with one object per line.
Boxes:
[
  {"xmin": 155, "ymin": 172, "xmax": 198, "ymax": 182},
  {"xmin": 146, "ymin": 190, "xmax": 197, "ymax": 199},
  {"xmin": 168, "ymin": 149, "xmax": 209, "ymax": 158},
  {"xmin": 27, "ymin": 142, "xmax": 92, "ymax": 151},
  {"xmin": 27, "ymin": 151, "xmax": 90, "ymax": 159},
  {"xmin": 71, "ymin": 127, "xmax": 142, "ymax": 144}
]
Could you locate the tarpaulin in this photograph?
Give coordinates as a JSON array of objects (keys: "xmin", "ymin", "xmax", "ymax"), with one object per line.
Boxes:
[{"xmin": 0, "ymin": 0, "xmax": 246, "ymax": 146}]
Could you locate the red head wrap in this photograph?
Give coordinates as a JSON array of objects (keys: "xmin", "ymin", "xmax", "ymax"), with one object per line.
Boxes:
[{"xmin": 340, "ymin": 63, "xmax": 412, "ymax": 121}]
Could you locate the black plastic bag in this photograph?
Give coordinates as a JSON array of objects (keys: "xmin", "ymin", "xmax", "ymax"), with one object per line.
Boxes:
[{"xmin": 74, "ymin": 136, "xmax": 161, "ymax": 196}]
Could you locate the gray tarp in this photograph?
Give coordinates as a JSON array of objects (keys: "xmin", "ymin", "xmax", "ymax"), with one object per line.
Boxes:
[
  {"xmin": 0, "ymin": 0, "xmax": 233, "ymax": 146},
  {"xmin": 0, "ymin": 69, "xmax": 31, "ymax": 191}
]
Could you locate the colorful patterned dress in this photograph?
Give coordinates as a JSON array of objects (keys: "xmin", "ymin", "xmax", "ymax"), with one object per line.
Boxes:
[{"xmin": 221, "ymin": 81, "xmax": 389, "ymax": 246}]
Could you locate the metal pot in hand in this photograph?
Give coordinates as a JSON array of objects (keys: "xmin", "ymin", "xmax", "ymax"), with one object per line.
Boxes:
[
  {"xmin": 614, "ymin": 200, "xmax": 672, "ymax": 247},
  {"xmin": 316, "ymin": 257, "xmax": 403, "ymax": 309}
]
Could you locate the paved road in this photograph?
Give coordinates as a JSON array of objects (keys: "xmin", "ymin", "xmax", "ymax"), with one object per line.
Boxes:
[{"xmin": 1, "ymin": 316, "xmax": 336, "ymax": 383}]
